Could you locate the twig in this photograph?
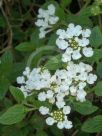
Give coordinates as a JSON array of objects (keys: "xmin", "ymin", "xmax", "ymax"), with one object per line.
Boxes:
[
  {"xmin": 72, "ymin": 130, "xmax": 79, "ymax": 136},
  {"xmin": 82, "ymin": 0, "xmax": 91, "ymax": 9},
  {"xmin": 0, "ymin": 1, "xmax": 13, "ymax": 48},
  {"xmin": 96, "ymin": 132, "xmax": 102, "ymax": 136},
  {"xmin": 0, "ymin": 46, "xmax": 11, "ymax": 54}
]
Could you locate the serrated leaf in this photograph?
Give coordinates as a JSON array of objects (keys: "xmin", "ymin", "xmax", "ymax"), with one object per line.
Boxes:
[
  {"xmin": 90, "ymin": 26, "xmax": 102, "ymax": 47},
  {"xmin": 15, "ymin": 42, "xmax": 35, "ymax": 52},
  {"xmin": 47, "ymin": 33, "xmax": 57, "ymax": 46},
  {"xmin": 96, "ymin": 63, "xmax": 102, "ymax": 78},
  {"xmin": 0, "ymin": 78, "xmax": 10, "ymax": 100},
  {"xmin": 30, "ymin": 29, "xmax": 45, "ymax": 47},
  {"xmin": 27, "ymin": 46, "xmax": 56, "ymax": 67},
  {"xmin": 93, "ymin": 81, "xmax": 102, "ymax": 96},
  {"xmin": 0, "ymin": 51, "xmax": 13, "ymax": 78},
  {"xmin": 82, "ymin": 115, "xmax": 102, "ymax": 133},
  {"xmin": 10, "ymin": 86, "xmax": 24, "ymax": 102},
  {"xmin": 45, "ymin": 55, "xmax": 62, "ymax": 70},
  {"xmin": 73, "ymin": 101, "xmax": 98, "ymax": 115},
  {"xmin": 0, "ymin": 105, "xmax": 27, "ymax": 125},
  {"xmin": 66, "ymin": 14, "xmax": 92, "ymax": 27}
]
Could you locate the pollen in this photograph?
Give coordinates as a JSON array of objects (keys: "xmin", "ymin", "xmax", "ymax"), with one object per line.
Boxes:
[
  {"xmin": 69, "ymin": 39, "xmax": 78, "ymax": 50},
  {"xmin": 52, "ymin": 110, "xmax": 64, "ymax": 121}
]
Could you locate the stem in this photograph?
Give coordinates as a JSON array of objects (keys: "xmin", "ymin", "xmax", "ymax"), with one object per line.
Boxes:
[
  {"xmin": 77, "ymin": 0, "xmax": 83, "ymax": 9},
  {"xmin": 82, "ymin": 0, "xmax": 91, "ymax": 9},
  {"xmin": 72, "ymin": 130, "xmax": 79, "ymax": 136},
  {"xmin": 0, "ymin": 2, "xmax": 13, "ymax": 48}
]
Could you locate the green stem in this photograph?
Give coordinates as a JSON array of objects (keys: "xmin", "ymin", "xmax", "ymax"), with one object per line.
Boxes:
[{"xmin": 82, "ymin": 0, "xmax": 91, "ymax": 9}]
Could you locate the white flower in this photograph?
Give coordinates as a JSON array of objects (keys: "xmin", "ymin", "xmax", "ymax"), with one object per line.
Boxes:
[
  {"xmin": 46, "ymin": 117, "xmax": 55, "ymax": 126},
  {"xmin": 56, "ymin": 38, "xmax": 69, "ymax": 50},
  {"xmin": 57, "ymin": 121, "xmax": 64, "ymax": 129},
  {"xmin": 56, "ymin": 23, "xmax": 93, "ymax": 61},
  {"xmin": 83, "ymin": 47, "xmax": 94, "ymax": 57},
  {"xmin": 87, "ymin": 73, "xmax": 97, "ymax": 84},
  {"xmin": 48, "ymin": 4, "xmax": 55, "ymax": 15},
  {"xmin": 23, "ymin": 67, "xmax": 30, "ymax": 77},
  {"xmin": 35, "ymin": 4, "xmax": 59, "ymax": 38},
  {"xmin": 63, "ymin": 120, "xmax": 73, "ymax": 129},
  {"xmin": 76, "ymin": 89, "xmax": 87, "ymax": 102},
  {"xmin": 82, "ymin": 29, "xmax": 91, "ymax": 38},
  {"xmin": 49, "ymin": 16, "xmax": 59, "ymax": 24},
  {"xmin": 78, "ymin": 38, "xmax": 89, "ymax": 47},
  {"xmin": 39, "ymin": 106, "xmax": 49, "ymax": 115},
  {"xmin": 62, "ymin": 52, "xmax": 71, "ymax": 62},
  {"xmin": 70, "ymin": 86, "xmax": 77, "ymax": 96},
  {"xmin": 17, "ymin": 76, "xmax": 25, "ymax": 84},
  {"xmin": 46, "ymin": 90, "xmax": 54, "ymax": 99},
  {"xmin": 38, "ymin": 92, "xmax": 46, "ymax": 101},
  {"xmin": 72, "ymin": 49, "xmax": 82, "ymax": 60},
  {"xmin": 49, "ymin": 97, "xmax": 55, "ymax": 104},
  {"xmin": 78, "ymin": 82, "xmax": 86, "ymax": 89},
  {"xmin": 56, "ymin": 100, "xmax": 65, "ymax": 109},
  {"xmin": 63, "ymin": 106, "xmax": 71, "ymax": 115}
]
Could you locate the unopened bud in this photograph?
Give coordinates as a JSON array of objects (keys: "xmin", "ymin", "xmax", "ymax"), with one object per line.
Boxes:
[{"xmin": 91, "ymin": 5, "xmax": 101, "ymax": 16}]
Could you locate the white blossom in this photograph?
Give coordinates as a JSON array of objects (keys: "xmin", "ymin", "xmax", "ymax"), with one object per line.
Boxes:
[
  {"xmin": 46, "ymin": 117, "xmax": 55, "ymax": 126},
  {"xmin": 83, "ymin": 47, "xmax": 94, "ymax": 57},
  {"xmin": 35, "ymin": 4, "xmax": 59, "ymax": 38},
  {"xmin": 56, "ymin": 23, "xmax": 93, "ymax": 62},
  {"xmin": 38, "ymin": 92, "xmax": 47, "ymax": 101},
  {"xmin": 39, "ymin": 106, "xmax": 49, "ymax": 115}
]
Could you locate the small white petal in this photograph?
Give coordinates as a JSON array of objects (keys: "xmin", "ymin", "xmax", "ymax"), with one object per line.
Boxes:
[{"xmin": 46, "ymin": 117, "xmax": 55, "ymax": 126}]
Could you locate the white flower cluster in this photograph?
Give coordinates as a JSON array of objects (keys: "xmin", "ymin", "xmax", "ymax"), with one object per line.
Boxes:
[
  {"xmin": 17, "ymin": 21, "xmax": 97, "ymax": 130},
  {"xmin": 35, "ymin": 4, "xmax": 59, "ymax": 38},
  {"xmin": 17, "ymin": 63, "xmax": 97, "ymax": 129},
  {"xmin": 39, "ymin": 106, "xmax": 72, "ymax": 129},
  {"xmin": 56, "ymin": 23, "xmax": 93, "ymax": 62}
]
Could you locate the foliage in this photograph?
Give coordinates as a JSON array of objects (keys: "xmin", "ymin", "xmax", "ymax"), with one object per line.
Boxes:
[{"xmin": 0, "ymin": 0, "xmax": 102, "ymax": 135}]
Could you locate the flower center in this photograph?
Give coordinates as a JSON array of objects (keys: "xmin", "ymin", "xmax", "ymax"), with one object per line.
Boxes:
[
  {"xmin": 69, "ymin": 38, "xmax": 78, "ymax": 50},
  {"xmin": 52, "ymin": 110, "xmax": 64, "ymax": 121}
]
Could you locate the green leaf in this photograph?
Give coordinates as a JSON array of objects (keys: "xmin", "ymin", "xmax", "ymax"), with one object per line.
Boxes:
[
  {"xmin": 27, "ymin": 46, "xmax": 57, "ymax": 67},
  {"xmin": 0, "ymin": 78, "xmax": 10, "ymax": 100},
  {"xmin": 0, "ymin": 51, "xmax": 13, "ymax": 78},
  {"xmin": 93, "ymin": 81, "xmax": 102, "ymax": 96},
  {"xmin": 73, "ymin": 101, "xmax": 98, "ymax": 115},
  {"xmin": 45, "ymin": 55, "xmax": 62, "ymax": 70},
  {"xmin": 30, "ymin": 29, "xmax": 45, "ymax": 47},
  {"xmin": 0, "ymin": 105, "xmax": 27, "ymax": 125},
  {"xmin": 10, "ymin": 62, "xmax": 25, "ymax": 82},
  {"xmin": 47, "ymin": 33, "xmax": 57, "ymax": 46},
  {"xmin": 36, "ymin": 131, "xmax": 48, "ymax": 136},
  {"xmin": 66, "ymin": 13, "xmax": 92, "ymax": 27},
  {"xmin": 61, "ymin": 0, "xmax": 71, "ymax": 8},
  {"xmin": 30, "ymin": 114, "xmax": 45, "ymax": 130},
  {"xmin": 10, "ymin": 86, "xmax": 24, "ymax": 102},
  {"xmin": 90, "ymin": 26, "xmax": 102, "ymax": 47},
  {"xmin": 15, "ymin": 42, "xmax": 35, "ymax": 52},
  {"xmin": 82, "ymin": 115, "xmax": 102, "ymax": 133},
  {"xmin": 50, "ymin": 125, "xmax": 64, "ymax": 136},
  {"xmin": 96, "ymin": 63, "xmax": 102, "ymax": 78}
]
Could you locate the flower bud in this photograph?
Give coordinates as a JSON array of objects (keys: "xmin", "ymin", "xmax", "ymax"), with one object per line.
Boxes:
[{"xmin": 91, "ymin": 5, "xmax": 101, "ymax": 16}]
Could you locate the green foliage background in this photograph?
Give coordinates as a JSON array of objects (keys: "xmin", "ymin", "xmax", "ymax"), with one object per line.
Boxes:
[{"xmin": 0, "ymin": 0, "xmax": 102, "ymax": 136}]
